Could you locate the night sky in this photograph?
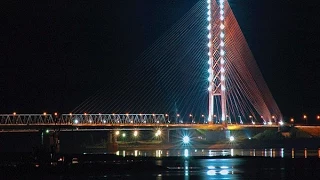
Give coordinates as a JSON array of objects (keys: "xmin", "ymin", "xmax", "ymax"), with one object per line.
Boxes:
[{"xmin": 1, "ymin": 0, "xmax": 319, "ymax": 122}]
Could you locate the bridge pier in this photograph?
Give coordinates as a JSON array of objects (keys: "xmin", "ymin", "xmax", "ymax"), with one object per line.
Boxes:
[
  {"xmin": 162, "ymin": 129, "xmax": 170, "ymax": 143},
  {"xmin": 106, "ymin": 131, "xmax": 118, "ymax": 153},
  {"xmin": 49, "ymin": 131, "xmax": 60, "ymax": 154}
]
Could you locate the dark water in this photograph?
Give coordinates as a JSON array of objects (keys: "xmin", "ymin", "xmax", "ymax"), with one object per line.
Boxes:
[{"xmin": 2, "ymin": 148, "xmax": 320, "ymax": 179}]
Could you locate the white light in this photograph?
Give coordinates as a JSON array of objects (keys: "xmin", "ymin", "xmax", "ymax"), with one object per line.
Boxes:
[
  {"xmin": 220, "ymin": 170, "xmax": 228, "ymax": 175},
  {"xmin": 103, "ymin": 120, "xmax": 106, "ymax": 123},
  {"xmin": 208, "ymin": 59, "xmax": 211, "ymax": 64},
  {"xmin": 268, "ymin": 121, "xmax": 272, "ymax": 125},
  {"xmin": 183, "ymin": 136, "xmax": 190, "ymax": 144},
  {"xmin": 221, "ymin": 85, "xmax": 226, "ymax": 91},
  {"xmin": 220, "ymin": 16, "xmax": 224, "ymax": 21},
  {"xmin": 207, "ymin": 170, "xmax": 216, "ymax": 176},
  {"xmin": 220, "ymin": 49, "xmax": 225, "ymax": 56},
  {"xmin": 207, "ymin": 11, "xmax": 211, "ymax": 16},
  {"xmin": 207, "ymin": 17, "xmax": 211, "ymax": 21},
  {"xmin": 220, "ymin": 4, "xmax": 223, "ymax": 9},
  {"xmin": 221, "ymin": 67, "xmax": 225, "ymax": 72},
  {"xmin": 207, "ymin": 33, "xmax": 211, "ymax": 39},
  {"xmin": 219, "ymin": 0, "xmax": 224, "ymax": 4},
  {"xmin": 207, "ymin": 0, "xmax": 211, "ymax": 3},
  {"xmin": 220, "ymin": 32, "xmax": 225, "ymax": 38},
  {"xmin": 220, "ymin": 41, "xmax": 225, "ymax": 47},
  {"xmin": 229, "ymin": 136, "xmax": 235, "ymax": 142},
  {"xmin": 279, "ymin": 121, "xmax": 284, "ymax": 126},
  {"xmin": 207, "ymin": 5, "xmax": 210, "ymax": 9},
  {"xmin": 207, "ymin": 52, "xmax": 211, "ymax": 56},
  {"xmin": 208, "ymin": 166, "xmax": 215, "ymax": 169},
  {"xmin": 252, "ymin": 121, "xmax": 256, "ymax": 125},
  {"xmin": 208, "ymin": 86, "xmax": 212, "ymax": 91},
  {"xmin": 221, "ymin": 166, "xmax": 228, "ymax": 169},
  {"xmin": 221, "ymin": 58, "xmax": 225, "ymax": 64},
  {"xmin": 122, "ymin": 133, "xmax": 126, "ymax": 137},
  {"xmin": 207, "ymin": 24, "xmax": 211, "ymax": 30},
  {"xmin": 133, "ymin": 130, "xmax": 138, "ymax": 137},
  {"xmin": 208, "ymin": 68, "xmax": 211, "ymax": 73},
  {"xmin": 221, "ymin": 75, "xmax": 225, "ymax": 81},
  {"xmin": 74, "ymin": 119, "xmax": 79, "ymax": 124},
  {"xmin": 208, "ymin": 77, "xmax": 212, "ymax": 81},
  {"xmin": 220, "ymin": 10, "xmax": 224, "ymax": 15},
  {"xmin": 89, "ymin": 120, "xmax": 92, "ymax": 123},
  {"xmin": 155, "ymin": 129, "xmax": 161, "ymax": 136},
  {"xmin": 220, "ymin": 24, "xmax": 225, "ymax": 29},
  {"xmin": 208, "ymin": 42, "xmax": 211, "ymax": 47}
]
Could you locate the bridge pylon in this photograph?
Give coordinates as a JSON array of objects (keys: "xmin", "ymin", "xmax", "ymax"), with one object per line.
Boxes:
[{"xmin": 207, "ymin": 0, "xmax": 227, "ymax": 126}]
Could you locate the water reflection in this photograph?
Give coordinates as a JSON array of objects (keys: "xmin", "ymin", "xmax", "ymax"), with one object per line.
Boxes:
[
  {"xmin": 114, "ymin": 148, "xmax": 320, "ymax": 158},
  {"xmin": 292, "ymin": 148, "xmax": 295, "ymax": 158},
  {"xmin": 184, "ymin": 149, "xmax": 189, "ymax": 157},
  {"xmin": 304, "ymin": 148, "xmax": 307, "ymax": 158}
]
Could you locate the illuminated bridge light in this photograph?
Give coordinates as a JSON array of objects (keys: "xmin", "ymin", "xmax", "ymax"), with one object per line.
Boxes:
[
  {"xmin": 183, "ymin": 136, "xmax": 190, "ymax": 144},
  {"xmin": 229, "ymin": 136, "xmax": 235, "ymax": 142},
  {"xmin": 220, "ymin": 32, "xmax": 225, "ymax": 39}
]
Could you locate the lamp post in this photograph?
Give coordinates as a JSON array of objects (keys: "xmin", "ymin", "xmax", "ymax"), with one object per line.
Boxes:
[
  {"xmin": 303, "ymin": 115, "xmax": 307, "ymax": 125},
  {"xmin": 290, "ymin": 118, "xmax": 294, "ymax": 124},
  {"xmin": 165, "ymin": 114, "xmax": 170, "ymax": 123},
  {"xmin": 201, "ymin": 114, "xmax": 205, "ymax": 124}
]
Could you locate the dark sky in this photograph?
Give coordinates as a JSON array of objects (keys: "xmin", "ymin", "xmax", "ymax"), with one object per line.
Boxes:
[{"xmin": 1, "ymin": 0, "xmax": 319, "ymax": 121}]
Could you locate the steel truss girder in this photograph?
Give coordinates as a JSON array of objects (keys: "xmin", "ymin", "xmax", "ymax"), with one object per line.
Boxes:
[
  {"xmin": 0, "ymin": 114, "xmax": 54, "ymax": 125},
  {"xmin": 0, "ymin": 114, "xmax": 167, "ymax": 125},
  {"xmin": 61, "ymin": 114, "xmax": 167, "ymax": 125}
]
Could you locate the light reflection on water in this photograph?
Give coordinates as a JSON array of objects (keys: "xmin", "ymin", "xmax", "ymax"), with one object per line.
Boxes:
[
  {"xmin": 115, "ymin": 148, "xmax": 320, "ymax": 158},
  {"xmin": 74, "ymin": 148, "xmax": 320, "ymax": 179}
]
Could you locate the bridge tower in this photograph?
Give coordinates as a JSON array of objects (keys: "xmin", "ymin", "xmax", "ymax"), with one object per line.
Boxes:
[{"xmin": 207, "ymin": 0, "xmax": 227, "ymax": 126}]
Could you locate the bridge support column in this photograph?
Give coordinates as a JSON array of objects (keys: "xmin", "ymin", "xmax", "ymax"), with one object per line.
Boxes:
[
  {"xmin": 162, "ymin": 129, "xmax": 170, "ymax": 143},
  {"xmin": 106, "ymin": 131, "xmax": 118, "ymax": 153},
  {"xmin": 49, "ymin": 131, "xmax": 60, "ymax": 158}
]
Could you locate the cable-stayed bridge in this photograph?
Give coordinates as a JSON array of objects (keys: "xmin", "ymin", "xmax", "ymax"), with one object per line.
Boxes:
[
  {"xmin": 2, "ymin": 0, "xmax": 282, "ymax": 129},
  {"xmin": 70, "ymin": 0, "xmax": 282, "ymax": 125}
]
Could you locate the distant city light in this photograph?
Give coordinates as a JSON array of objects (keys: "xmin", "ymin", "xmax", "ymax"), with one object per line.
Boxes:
[{"xmin": 74, "ymin": 119, "xmax": 79, "ymax": 124}]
